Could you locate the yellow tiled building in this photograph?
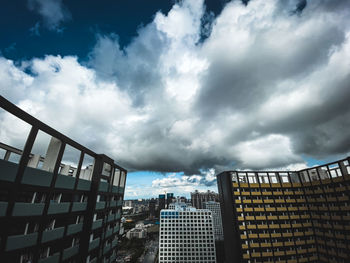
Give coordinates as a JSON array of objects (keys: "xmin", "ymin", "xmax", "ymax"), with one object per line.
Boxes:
[{"xmin": 217, "ymin": 157, "xmax": 350, "ymax": 263}]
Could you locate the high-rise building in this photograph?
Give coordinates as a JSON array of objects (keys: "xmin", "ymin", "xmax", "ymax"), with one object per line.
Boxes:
[
  {"xmin": 159, "ymin": 202, "xmax": 217, "ymax": 263},
  {"xmin": 159, "ymin": 194, "xmax": 166, "ymax": 210},
  {"xmin": 166, "ymin": 193, "xmax": 174, "ymax": 208},
  {"xmin": 149, "ymin": 198, "xmax": 156, "ymax": 219},
  {"xmin": 158, "ymin": 194, "xmax": 166, "ymax": 217},
  {"xmin": 191, "ymin": 190, "xmax": 219, "ymax": 209},
  {"xmin": 217, "ymin": 157, "xmax": 350, "ymax": 263},
  {"xmin": 0, "ymin": 97, "xmax": 127, "ymax": 262},
  {"xmin": 204, "ymin": 201, "xmax": 224, "ymax": 241}
]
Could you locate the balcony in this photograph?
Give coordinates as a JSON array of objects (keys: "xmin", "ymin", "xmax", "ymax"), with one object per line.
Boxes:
[
  {"xmin": 260, "ymin": 242, "xmax": 271, "ymax": 247},
  {"xmin": 12, "ymin": 202, "xmax": 45, "ymax": 216},
  {"xmin": 0, "ymin": 159, "xmax": 18, "ymax": 182},
  {"xmin": 6, "ymin": 232, "xmax": 38, "ymax": 251},
  {"xmin": 112, "ymin": 185, "xmax": 119, "ymax": 193},
  {"xmin": 255, "ymin": 216, "xmax": 266, "ymax": 220},
  {"xmin": 272, "ymin": 242, "xmax": 283, "ymax": 247},
  {"xmin": 107, "ymin": 214, "xmax": 115, "ymax": 222},
  {"xmin": 92, "ymin": 219, "xmax": 103, "ymax": 230},
  {"xmin": 113, "ymin": 225, "xmax": 120, "ymax": 234},
  {"xmin": 89, "ymin": 238, "xmax": 100, "ymax": 251},
  {"xmin": 109, "ymin": 200, "xmax": 117, "ymax": 207},
  {"xmin": 48, "ymin": 202, "xmax": 70, "ymax": 214},
  {"xmin": 67, "ymin": 223, "xmax": 83, "ymax": 235},
  {"xmin": 42, "ymin": 227, "xmax": 65, "ymax": 243},
  {"xmin": 62, "ymin": 245, "xmax": 79, "ymax": 260},
  {"xmin": 270, "ymin": 233, "xmax": 281, "ymax": 238},
  {"xmin": 95, "ymin": 201, "xmax": 106, "ymax": 210},
  {"xmin": 0, "ymin": 201, "xmax": 7, "ymax": 216},
  {"xmin": 77, "ymin": 178, "xmax": 91, "ymax": 191},
  {"xmin": 72, "ymin": 202, "xmax": 87, "ymax": 212},
  {"xmin": 103, "ymin": 243, "xmax": 111, "ymax": 255},
  {"xmin": 38, "ymin": 253, "xmax": 60, "ymax": 263},
  {"xmin": 105, "ymin": 228, "xmax": 113, "ymax": 239},
  {"xmin": 259, "ymin": 233, "xmax": 269, "ymax": 238},
  {"xmin": 21, "ymin": 167, "xmax": 53, "ymax": 187},
  {"xmin": 55, "ymin": 174, "xmax": 76, "ymax": 190},
  {"xmin": 99, "ymin": 181, "xmax": 109, "ymax": 192}
]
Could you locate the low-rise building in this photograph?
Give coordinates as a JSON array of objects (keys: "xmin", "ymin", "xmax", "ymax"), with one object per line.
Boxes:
[{"xmin": 126, "ymin": 228, "xmax": 147, "ymax": 239}]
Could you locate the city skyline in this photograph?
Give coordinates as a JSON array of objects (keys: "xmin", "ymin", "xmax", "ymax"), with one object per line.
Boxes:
[{"xmin": 1, "ymin": 0, "xmax": 350, "ymax": 200}]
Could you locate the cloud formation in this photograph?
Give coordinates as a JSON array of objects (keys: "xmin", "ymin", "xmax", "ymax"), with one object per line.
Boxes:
[
  {"xmin": 1, "ymin": 0, "xmax": 350, "ymax": 189},
  {"xmin": 27, "ymin": 0, "xmax": 71, "ymax": 31}
]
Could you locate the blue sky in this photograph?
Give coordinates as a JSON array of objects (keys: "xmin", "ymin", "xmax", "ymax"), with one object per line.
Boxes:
[{"xmin": 1, "ymin": 0, "xmax": 350, "ymax": 199}]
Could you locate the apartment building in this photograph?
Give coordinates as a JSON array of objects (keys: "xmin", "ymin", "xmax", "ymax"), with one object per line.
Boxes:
[
  {"xmin": 217, "ymin": 157, "xmax": 350, "ymax": 263},
  {"xmin": 191, "ymin": 190, "xmax": 219, "ymax": 209},
  {"xmin": 0, "ymin": 96, "xmax": 127, "ymax": 262}
]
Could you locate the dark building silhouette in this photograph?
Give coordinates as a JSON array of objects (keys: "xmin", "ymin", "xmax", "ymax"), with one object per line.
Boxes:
[
  {"xmin": 149, "ymin": 198, "xmax": 156, "ymax": 219},
  {"xmin": 158, "ymin": 194, "xmax": 166, "ymax": 217},
  {"xmin": 217, "ymin": 157, "xmax": 350, "ymax": 263},
  {"xmin": 0, "ymin": 96, "xmax": 127, "ymax": 263}
]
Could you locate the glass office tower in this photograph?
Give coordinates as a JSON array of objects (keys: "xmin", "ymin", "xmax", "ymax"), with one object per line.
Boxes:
[{"xmin": 217, "ymin": 157, "xmax": 350, "ymax": 263}]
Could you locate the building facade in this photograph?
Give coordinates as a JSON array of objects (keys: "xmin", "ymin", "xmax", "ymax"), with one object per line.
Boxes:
[
  {"xmin": 166, "ymin": 193, "xmax": 174, "ymax": 208},
  {"xmin": 217, "ymin": 157, "xmax": 350, "ymax": 263},
  {"xmin": 126, "ymin": 228, "xmax": 147, "ymax": 239},
  {"xmin": 204, "ymin": 201, "xmax": 224, "ymax": 241},
  {"xmin": 0, "ymin": 96, "xmax": 127, "ymax": 262},
  {"xmin": 159, "ymin": 203, "xmax": 217, "ymax": 263},
  {"xmin": 149, "ymin": 198, "xmax": 156, "ymax": 219},
  {"xmin": 191, "ymin": 190, "xmax": 219, "ymax": 209}
]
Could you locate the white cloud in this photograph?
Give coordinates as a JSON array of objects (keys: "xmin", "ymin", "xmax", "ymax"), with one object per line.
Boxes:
[{"xmin": 151, "ymin": 173, "xmax": 217, "ymax": 197}]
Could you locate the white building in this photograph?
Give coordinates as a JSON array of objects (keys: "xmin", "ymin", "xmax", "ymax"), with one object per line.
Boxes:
[
  {"xmin": 204, "ymin": 201, "xmax": 224, "ymax": 241},
  {"xmin": 126, "ymin": 227, "xmax": 147, "ymax": 239},
  {"xmin": 159, "ymin": 202, "xmax": 216, "ymax": 263}
]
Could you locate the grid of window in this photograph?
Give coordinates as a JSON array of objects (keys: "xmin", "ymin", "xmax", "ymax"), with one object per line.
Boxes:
[
  {"xmin": 204, "ymin": 202, "xmax": 224, "ymax": 240},
  {"xmin": 218, "ymin": 157, "xmax": 350, "ymax": 263},
  {"xmin": 159, "ymin": 209, "xmax": 216, "ymax": 263}
]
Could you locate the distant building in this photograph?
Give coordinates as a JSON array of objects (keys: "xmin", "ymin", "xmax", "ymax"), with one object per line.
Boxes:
[
  {"xmin": 159, "ymin": 202, "xmax": 216, "ymax": 263},
  {"xmin": 179, "ymin": 196, "xmax": 187, "ymax": 203},
  {"xmin": 166, "ymin": 193, "xmax": 174, "ymax": 208},
  {"xmin": 149, "ymin": 198, "xmax": 156, "ymax": 218},
  {"xmin": 158, "ymin": 194, "xmax": 166, "ymax": 216},
  {"xmin": 124, "ymin": 200, "xmax": 133, "ymax": 207},
  {"xmin": 204, "ymin": 201, "xmax": 224, "ymax": 241},
  {"xmin": 191, "ymin": 190, "xmax": 219, "ymax": 209},
  {"xmin": 126, "ymin": 228, "xmax": 147, "ymax": 239}
]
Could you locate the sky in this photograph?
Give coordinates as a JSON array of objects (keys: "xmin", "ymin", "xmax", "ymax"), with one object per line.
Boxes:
[{"xmin": 0, "ymin": 0, "xmax": 350, "ymax": 199}]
